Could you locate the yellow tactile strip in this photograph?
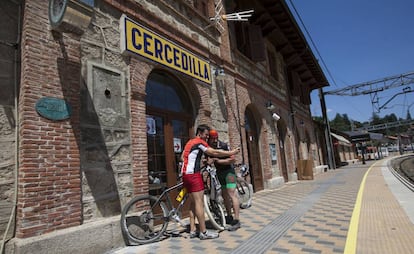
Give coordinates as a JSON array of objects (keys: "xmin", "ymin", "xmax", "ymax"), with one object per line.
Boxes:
[
  {"xmin": 357, "ymin": 163, "xmax": 414, "ymax": 254},
  {"xmin": 272, "ymin": 165, "xmax": 367, "ymax": 254},
  {"xmin": 111, "ymin": 160, "xmax": 414, "ymax": 254}
]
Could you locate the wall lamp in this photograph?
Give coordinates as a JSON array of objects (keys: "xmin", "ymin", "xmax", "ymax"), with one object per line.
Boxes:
[
  {"xmin": 266, "ymin": 101, "xmax": 275, "ymax": 110},
  {"xmin": 266, "ymin": 101, "xmax": 280, "ymax": 121},
  {"xmin": 49, "ymin": 0, "xmax": 93, "ymax": 35},
  {"xmin": 272, "ymin": 113, "xmax": 281, "ymax": 121},
  {"xmin": 214, "ymin": 67, "xmax": 225, "ymax": 80}
]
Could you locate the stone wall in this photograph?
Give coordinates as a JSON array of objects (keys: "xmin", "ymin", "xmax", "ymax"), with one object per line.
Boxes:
[
  {"xmin": 80, "ymin": 7, "xmax": 131, "ymax": 221},
  {"xmin": 0, "ymin": 0, "xmax": 20, "ymax": 241},
  {"xmin": 0, "ymin": 107, "xmax": 16, "ymax": 240}
]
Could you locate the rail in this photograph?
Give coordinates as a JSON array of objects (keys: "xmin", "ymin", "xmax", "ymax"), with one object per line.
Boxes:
[{"xmin": 389, "ymin": 155, "xmax": 414, "ymax": 192}]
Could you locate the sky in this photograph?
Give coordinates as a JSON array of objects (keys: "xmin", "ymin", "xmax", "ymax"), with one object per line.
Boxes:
[{"xmin": 286, "ymin": 0, "xmax": 414, "ymax": 123}]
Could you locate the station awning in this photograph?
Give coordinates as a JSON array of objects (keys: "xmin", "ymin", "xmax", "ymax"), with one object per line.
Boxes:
[{"xmin": 331, "ymin": 133, "xmax": 351, "ymax": 146}]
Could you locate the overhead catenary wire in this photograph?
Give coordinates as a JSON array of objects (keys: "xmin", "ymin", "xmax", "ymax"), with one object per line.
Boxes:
[
  {"xmin": 286, "ymin": 0, "xmax": 347, "ymax": 169},
  {"xmin": 286, "ymin": 0, "xmax": 372, "ymax": 121},
  {"xmin": 286, "ymin": 0, "xmax": 338, "ymax": 88}
]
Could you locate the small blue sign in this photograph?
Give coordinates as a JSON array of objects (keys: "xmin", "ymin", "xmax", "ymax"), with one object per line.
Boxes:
[{"xmin": 35, "ymin": 97, "xmax": 72, "ymax": 121}]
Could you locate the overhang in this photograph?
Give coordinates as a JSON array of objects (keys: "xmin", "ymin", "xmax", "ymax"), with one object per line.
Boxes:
[
  {"xmin": 344, "ymin": 131, "xmax": 384, "ymax": 143},
  {"xmin": 250, "ymin": 0, "xmax": 329, "ymax": 91},
  {"xmin": 331, "ymin": 133, "xmax": 351, "ymax": 146}
]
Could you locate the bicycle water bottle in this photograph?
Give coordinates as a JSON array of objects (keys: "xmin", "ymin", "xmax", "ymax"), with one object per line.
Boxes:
[{"xmin": 176, "ymin": 187, "xmax": 187, "ymax": 202}]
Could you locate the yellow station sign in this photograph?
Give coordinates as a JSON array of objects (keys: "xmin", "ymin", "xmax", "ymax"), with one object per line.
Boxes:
[{"xmin": 120, "ymin": 15, "xmax": 211, "ymax": 85}]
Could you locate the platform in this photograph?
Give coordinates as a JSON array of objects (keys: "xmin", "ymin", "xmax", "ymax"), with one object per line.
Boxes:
[{"xmin": 108, "ymin": 156, "xmax": 414, "ymax": 254}]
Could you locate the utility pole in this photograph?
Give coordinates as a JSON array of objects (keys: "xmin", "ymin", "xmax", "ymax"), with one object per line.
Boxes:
[{"xmin": 319, "ymin": 88, "xmax": 336, "ymax": 169}]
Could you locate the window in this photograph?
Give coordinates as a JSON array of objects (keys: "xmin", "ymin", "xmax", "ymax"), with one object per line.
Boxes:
[
  {"xmin": 288, "ymin": 69, "xmax": 301, "ymax": 97},
  {"xmin": 267, "ymin": 50, "xmax": 278, "ymax": 80},
  {"xmin": 193, "ymin": 0, "xmax": 209, "ymax": 17},
  {"xmin": 145, "ymin": 72, "xmax": 191, "ymax": 113},
  {"xmin": 234, "ymin": 23, "xmax": 266, "ymax": 62},
  {"xmin": 146, "ymin": 71, "xmax": 192, "ymax": 191}
]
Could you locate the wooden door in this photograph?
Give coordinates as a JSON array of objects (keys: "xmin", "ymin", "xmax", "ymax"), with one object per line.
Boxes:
[{"xmin": 245, "ymin": 109, "xmax": 264, "ymax": 191}]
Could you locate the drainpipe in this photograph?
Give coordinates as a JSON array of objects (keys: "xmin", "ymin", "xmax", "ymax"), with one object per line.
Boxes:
[{"xmin": 233, "ymin": 79, "xmax": 245, "ymax": 164}]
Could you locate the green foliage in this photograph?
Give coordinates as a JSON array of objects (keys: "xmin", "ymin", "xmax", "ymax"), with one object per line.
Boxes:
[
  {"xmin": 326, "ymin": 113, "xmax": 412, "ymax": 136},
  {"xmin": 330, "ymin": 113, "xmax": 351, "ymax": 131},
  {"xmin": 312, "ymin": 116, "xmax": 324, "ymax": 124}
]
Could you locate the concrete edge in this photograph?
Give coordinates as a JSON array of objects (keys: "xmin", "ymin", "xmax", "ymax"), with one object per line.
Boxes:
[
  {"xmin": 5, "ymin": 216, "xmax": 125, "ymax": 254},
  {"xmin": 381, "ymin": 157, "xmax": 414, "ymax": 224}
]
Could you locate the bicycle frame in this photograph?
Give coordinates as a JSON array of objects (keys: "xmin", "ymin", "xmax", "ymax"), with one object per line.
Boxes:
[
  {"xmin": 120, "ymin": 169, "xmax": 227, "ymax": 246},
  {"xmin": 151, "ymin": 181, "xmax": 186, "ymax": 219},
  {"xmin": 236, "ymin": 180, "xmax": 246, "ymax": 195},
  {"xmin": 201, "ymin": 165, "xmax": 222, "ymax": 199},
  {"xmin": 200, "ymin": 165, "xmax": 227, "ymax": 230},
  {"xmin": 234, "ymin": 163, "xmax": 253, "ymax": 209}
]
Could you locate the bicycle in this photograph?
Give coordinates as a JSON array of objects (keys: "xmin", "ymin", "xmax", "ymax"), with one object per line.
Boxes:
[
  {"xmin": 201, "ymin": 164, "xmax": 226, "ymax": 230},
  {"xmin": 120, "ymin": 169, "xmax": 226, "ymax": 245},
  {"xmin": 235, "ymin": 164, "xmax": 253, "ymax": 209}
]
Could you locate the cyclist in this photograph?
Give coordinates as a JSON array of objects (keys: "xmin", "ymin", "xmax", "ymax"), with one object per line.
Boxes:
[
  {"xmin": 207, "ymin": 129, "xmax": 241, "ymax": 231},
  {"xmin": 181, "ymin": 124, "xmax": 240, "ymax": 239}
]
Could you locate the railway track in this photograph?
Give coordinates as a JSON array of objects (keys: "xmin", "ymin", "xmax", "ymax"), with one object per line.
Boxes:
[{"xmin": 389, "ymin": 154, "xmax": 414, "ymax": 192}]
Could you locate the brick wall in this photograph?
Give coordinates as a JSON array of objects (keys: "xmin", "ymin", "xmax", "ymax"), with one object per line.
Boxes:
[
  {"xmin": 129, "ymin": 57, "xmax": 151, "ymax": 197},
  {"xmin": 17, "ymin": 1, "xmax": 81, "ymax": 237},
  {"xmin": 13, "ymin": 0, "xmax": 320, "ymax": 240}
]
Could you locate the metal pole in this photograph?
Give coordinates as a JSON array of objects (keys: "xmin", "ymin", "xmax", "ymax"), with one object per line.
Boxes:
[{"xmin": 319, "ymin": 88, "xmax": 336, "ymax": 169}]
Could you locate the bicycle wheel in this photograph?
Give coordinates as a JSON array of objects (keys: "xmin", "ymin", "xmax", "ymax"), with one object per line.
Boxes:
[
  {"xmin": 237, "ymin": 178, "xmax": 252, "ymax": 209},
  {"xmin": 120, "ymin": 195, "xmax": 169, "ymax": 245},
  {"xmin": 203, "ymin": 193, "xmax": 226, "ymax": 230}
]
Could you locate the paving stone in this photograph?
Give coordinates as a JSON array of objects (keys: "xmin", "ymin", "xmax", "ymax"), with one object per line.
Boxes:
[{"xmin": 109, "ymin": 159, "xmax": 414, "ymax": 254}]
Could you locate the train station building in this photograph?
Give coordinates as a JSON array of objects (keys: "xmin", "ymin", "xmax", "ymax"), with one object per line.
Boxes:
[{"xmin": 0, "ymin": 1, "xmax": 337, "ymax": 253}]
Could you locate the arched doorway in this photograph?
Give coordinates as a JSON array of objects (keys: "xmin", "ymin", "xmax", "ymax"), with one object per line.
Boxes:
[
  {"xmin": 244, "ymin": 108, "xmax": 263, "ymax": 191},
  {"xmin": 145, "ymin": 71, "xmax": 193, "ymax": 192}
]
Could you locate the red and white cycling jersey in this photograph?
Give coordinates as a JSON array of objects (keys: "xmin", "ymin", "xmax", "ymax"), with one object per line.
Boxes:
[{"xmin": 181, "ymin": 137, "xmax": 209, "ymax": 174}]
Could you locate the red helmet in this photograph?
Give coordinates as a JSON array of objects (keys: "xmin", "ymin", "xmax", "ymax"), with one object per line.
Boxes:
[{"xmin": 209, "ymin": 129, "xmax": 218, "ymax": 138}]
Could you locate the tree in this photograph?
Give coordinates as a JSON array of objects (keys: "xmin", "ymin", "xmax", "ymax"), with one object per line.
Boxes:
[
  {"xmin": 312, "ymin": 116, "xmax": 324, "ymax": 125},
  {"xmin": 330, "ymin": 113, "xmax": 352, "ymax": 131},
  {"xmin": 314, "ymin": 111, "xmax": 412, "ymax": 136},
  {"xmin": 371, "ymin": 112, "xmax": 382, "ymax": 125}
]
